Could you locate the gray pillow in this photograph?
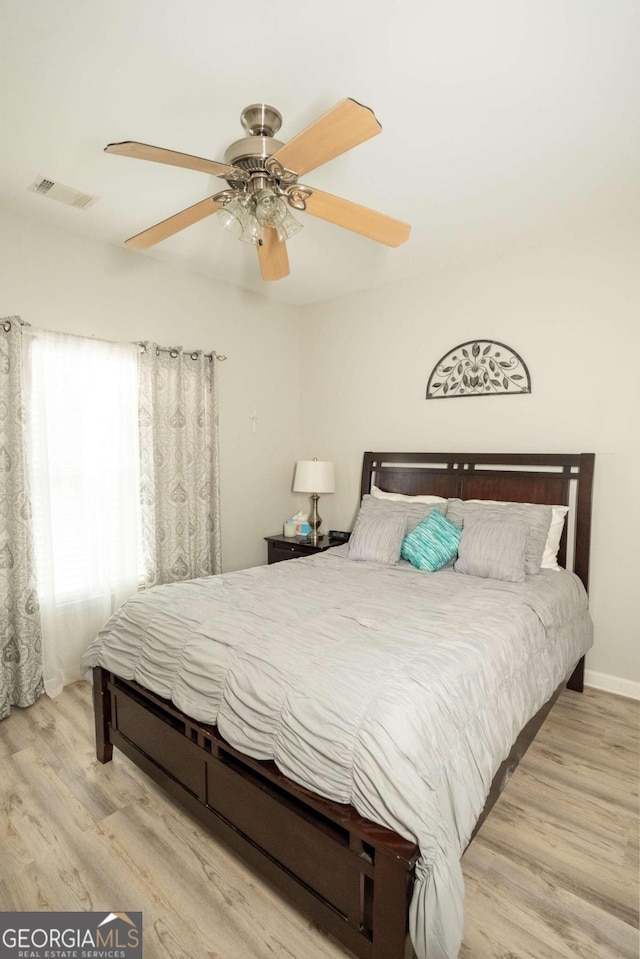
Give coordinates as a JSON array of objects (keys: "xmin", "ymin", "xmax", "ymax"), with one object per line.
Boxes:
[
  {"xmin": 455, "ymin": 518, "xmax": 527, "ymax": 582},
  {"xmin": 446, "ymin": 499, "xmax": 552, "ymax": 574},
  {"xmin": 359, "ymin": 494, "xmax": 446, "ymax": 532},
  {"xmin": 348, "ymin": 510, "xmax": 407, "ymax": 564}
]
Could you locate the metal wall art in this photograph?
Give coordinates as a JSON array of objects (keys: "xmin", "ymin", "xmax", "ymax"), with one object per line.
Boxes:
[{"xmin": 426, "ymin": 340, "xmax": 531, "ymax": 399}]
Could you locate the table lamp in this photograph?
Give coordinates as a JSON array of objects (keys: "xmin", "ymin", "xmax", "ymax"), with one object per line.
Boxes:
[{"xmin": 292, "ymin": 458, "xmax": 335, "ymax": 545}]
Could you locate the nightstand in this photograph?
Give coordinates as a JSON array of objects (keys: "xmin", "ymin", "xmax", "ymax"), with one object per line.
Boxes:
[{"xmin": 265, "ymin": 534, "xmax": 339, "ymax": 565}]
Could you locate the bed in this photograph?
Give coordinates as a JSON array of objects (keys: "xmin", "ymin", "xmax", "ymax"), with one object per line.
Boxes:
[{"xmin": 86, "ymin": 451, "xmax": 595, "ymax": 959}]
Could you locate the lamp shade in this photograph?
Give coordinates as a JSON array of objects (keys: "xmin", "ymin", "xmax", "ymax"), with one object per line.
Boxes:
[{"xmin": 293, "ymin": 459, "xmax": 335, "ymax": 494}]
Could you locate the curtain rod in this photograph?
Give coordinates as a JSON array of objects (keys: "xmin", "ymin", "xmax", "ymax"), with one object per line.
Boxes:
[
  {"xmin": 136, "ymin": 341, "xmax": 227, "ymax": 361},
  {"xmin": 2, "ymin": 320, "xmax": 227, "ymax": 361}
]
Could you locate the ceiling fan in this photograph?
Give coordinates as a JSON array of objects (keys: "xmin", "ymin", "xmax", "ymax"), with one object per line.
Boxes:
[{"xmin": 105, "ymin": 98, "xmax": 411, "ymax": 281}]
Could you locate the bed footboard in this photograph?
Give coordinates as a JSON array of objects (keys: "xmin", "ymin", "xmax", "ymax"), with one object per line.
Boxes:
[
  {"xmin": 94, "ymin": 666, "xmax": 418, "ymax": 959},
  {"xmin": 93, "ymin": 659, "xmax": 579, "ymax": 959}
]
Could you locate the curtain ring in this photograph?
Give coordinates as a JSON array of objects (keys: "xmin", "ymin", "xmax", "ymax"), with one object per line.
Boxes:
[
  {"xmin": 2, "ymin": 320, "xmax": 12, "ymax": 332},
  {"xmin": 170, "ymin": 349, "xmax": 179, "ymax": 358}
]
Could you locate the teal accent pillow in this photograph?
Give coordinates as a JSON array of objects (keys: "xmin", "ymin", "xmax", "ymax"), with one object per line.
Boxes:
[{"xmin": 401, "ymin": 509, "xmax": 461, "ymax": 571}]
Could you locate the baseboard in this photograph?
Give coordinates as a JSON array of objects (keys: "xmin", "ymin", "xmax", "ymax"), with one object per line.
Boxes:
[{"xmin": 585, "ymin": 669, "xmax": 640, "ymax": 701}]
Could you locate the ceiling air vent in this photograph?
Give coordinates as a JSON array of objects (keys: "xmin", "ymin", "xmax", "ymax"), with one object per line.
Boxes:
[{"xmin": 28, "ymin": 176, "xmax": 99, "ymax": 210}]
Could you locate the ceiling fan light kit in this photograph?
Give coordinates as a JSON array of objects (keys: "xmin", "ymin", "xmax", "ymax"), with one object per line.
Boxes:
[
  {"xmin": 105, "ymin": 98, "xmax": 411, "ymax": 281},
  {"xmin": 214, "ymin": 188, "xmax": 303, "ymax": 246}
]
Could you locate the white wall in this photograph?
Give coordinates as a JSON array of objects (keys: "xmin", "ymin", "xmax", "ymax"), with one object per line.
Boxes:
[
  {"xmin": 0, "ymin": 208, "xmax": 301, "ymax": 571},
  {"xmin": 300, "ymin": 223, "xmax": 640, "ymax": 688},
  {"xmin": 3, "ymin": 209, "xmax": 638, "ymax": 688}
]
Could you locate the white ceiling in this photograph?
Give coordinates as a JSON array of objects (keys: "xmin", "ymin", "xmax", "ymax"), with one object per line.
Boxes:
[{"xmin": 1, "ymin": 0, "xmax": 639, "ymax": 306}]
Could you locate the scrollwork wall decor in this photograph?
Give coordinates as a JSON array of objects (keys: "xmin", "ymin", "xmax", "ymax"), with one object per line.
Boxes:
[{"xmin": 426, "ymin": 340, "xmax": 531, "ymax": 399}]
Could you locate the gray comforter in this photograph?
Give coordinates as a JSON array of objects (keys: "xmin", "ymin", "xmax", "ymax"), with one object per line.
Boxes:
[{"xmin": 82, "ymin": 546, "xmax": 593, "ymax": 959}]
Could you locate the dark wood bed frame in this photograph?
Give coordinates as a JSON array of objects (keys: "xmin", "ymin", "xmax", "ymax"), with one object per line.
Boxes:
[{"xmin": 93, "ymin": 452, "xmax": 595, "ymax": 959}]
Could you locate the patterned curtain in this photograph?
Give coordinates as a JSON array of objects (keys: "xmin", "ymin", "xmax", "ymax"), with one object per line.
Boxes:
[
  {"xmin": 0, "ymin": 318, "xmax": 43, "ymax": 719},
  {"xmin": 138, "ymin": 343, "xmax": 222, "ymax": 587}
]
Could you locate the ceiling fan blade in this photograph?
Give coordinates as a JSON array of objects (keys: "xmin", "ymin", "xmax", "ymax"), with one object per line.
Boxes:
[
  {"xmin": 105, "ymin": 141, "xmax": 243, "ymax": 180},
  {"xmin": 271, "ymin": 99, "xmax": 381, "ymax": 177},
  {"xmin": 303, "ymin": 188, "xmax": 411, "ymax": 247},
  {"xmin": 257, "ymin": 228, "xmax": 290, "ymax": 281},
  {"xmin": 125, "ymin": 196, "xmax": 222, "ymax": 250}
]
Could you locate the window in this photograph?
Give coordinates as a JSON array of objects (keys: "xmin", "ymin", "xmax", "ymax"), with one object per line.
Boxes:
[
  {"xmin": 22, "ymin": 331, "xmax": 143, "ymax": 697},
  {"xmin": 21, "ymin": 329, "xmax": 220, "ymax": 697},
  {"xmin": 26, "ymin": 331, "xmax": 141, "ymax": 603}
]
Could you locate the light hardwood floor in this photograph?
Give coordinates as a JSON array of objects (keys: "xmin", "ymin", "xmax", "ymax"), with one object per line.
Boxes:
[{"xmin": 0, "ymin": 683, "xmax": 637, "ymax": 959}]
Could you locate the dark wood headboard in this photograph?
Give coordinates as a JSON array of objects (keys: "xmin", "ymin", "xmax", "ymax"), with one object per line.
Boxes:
[{"xmin": 360, "ymin": 452, "xmax": 595, "ymax": 590}]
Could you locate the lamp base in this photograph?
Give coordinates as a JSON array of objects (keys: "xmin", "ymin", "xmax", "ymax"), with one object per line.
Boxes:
[{"xmin": 309, "ymin": 493, "xmax": 322, "ymax": 545}]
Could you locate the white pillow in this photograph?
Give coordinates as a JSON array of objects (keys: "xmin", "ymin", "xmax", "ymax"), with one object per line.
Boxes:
[
  {"xmin": 541, "ymin": 505, "xmax": 570, "ymax": 570},
  {"xmin": 464, "ymin": 498, "xmax": 569, "ymax": 570},
  {"xmin": 371, "ymin": 484, "xmax": 447, "ymax": 504}
]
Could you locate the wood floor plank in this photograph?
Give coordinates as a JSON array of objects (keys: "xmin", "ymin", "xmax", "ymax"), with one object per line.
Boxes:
[
  {"xmin": 488, "ymin": 790, "xmax": 631, "ymax": 870},
  {"xmin": 0, "ymin": 682, "xmax": 637, "ymax": 959},
  {"xmin": 474, "ymin": 820, "xmax": 637, "ymax": 926},
  {"xmin": 502, "ymin": 765, "xmax": 633, "ymax": 857},
  {"xmin": 522, "ymin": 745, "xmax": 639, "ymax": 817},
  {"xmin": 531, "ymin": 734, "xmax": 640, "ymax": 792},
  {"xmin": 0, "ymin": 706, "xmax": 40, "ymax": 758},
  {"xmin": 0, "ymin": 759, "xmax": 34, "ymax": 879},
  {"xmin": 464, "ymin": 838, "xmax": 638, "ymax": 959},
  {"xmin": 0, "ymin": 860, "xmax": 55, "ymax": 911}
]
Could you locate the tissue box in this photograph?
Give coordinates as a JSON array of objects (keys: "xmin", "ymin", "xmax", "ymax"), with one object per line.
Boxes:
[{"xmin": 295, "ymin": 521, "xmax": 311, "ymax": 536}]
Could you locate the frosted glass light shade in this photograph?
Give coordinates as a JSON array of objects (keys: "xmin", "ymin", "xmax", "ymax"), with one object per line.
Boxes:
[
  {"xmin": 293, "ymin": 460, "xmax": 335, "ymax": 494},
  {"xmin": 217, "ymin": 197, "xmax": 250, "ymax": 238},
  {"xmin": 255, "ymin": 189, "xmax": 288, "ymax": 228},
  {"xmin": 277, "ymin": 209, "xmax": 303, "ymax": 243},
  {"xmin": 239, "ymin": 214, "xmax": 264, "ymax": 246}
]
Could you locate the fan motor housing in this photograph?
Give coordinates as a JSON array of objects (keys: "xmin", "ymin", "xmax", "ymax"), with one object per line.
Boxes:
[
  {"xmin": 223, "ymin": 135, "xmax": 285, "ymax": 174},
  {"xmin": 223, "ymin": 103, "xmax": 286, "ymax": 181}
]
